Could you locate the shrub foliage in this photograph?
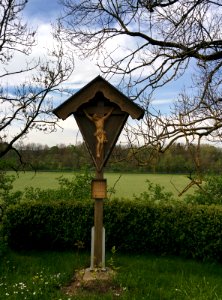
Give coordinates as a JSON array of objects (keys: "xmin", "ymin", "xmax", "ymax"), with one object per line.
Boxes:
[
  {"xmin": 3, "ymin": 199, "xmax": 222, "ymax": 262},
  {"xmin": 185, "ymin": 175, "xmax": 222, "ymax": 205}
]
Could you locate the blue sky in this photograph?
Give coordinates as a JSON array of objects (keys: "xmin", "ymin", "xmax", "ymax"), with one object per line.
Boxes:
[
  {"xmin": 13, "ymin": 0, "xmax": 194, "ymax": 146},
  {"xmin": 24, "ymin": 0, "xmax": 61, "ymax": 21}
]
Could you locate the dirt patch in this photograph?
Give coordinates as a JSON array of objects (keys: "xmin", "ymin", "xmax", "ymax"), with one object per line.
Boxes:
[{"xmin": 62, "ymin": 268, "xmax": 123, "ymax": 297}]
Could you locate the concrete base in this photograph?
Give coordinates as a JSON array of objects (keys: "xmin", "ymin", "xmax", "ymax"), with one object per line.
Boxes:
[{"xmin": 82, "ymin": 267, "xmax": 115, "ymax": 282}]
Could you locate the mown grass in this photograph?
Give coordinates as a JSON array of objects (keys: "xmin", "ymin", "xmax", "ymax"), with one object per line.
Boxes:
[
  {"xmin": 9, "ymin": 171, "xmax": 196, "ymax": 199},
  {"xmin": 0, "ymin": 250, "xmax": 222, "ymax": 299}
]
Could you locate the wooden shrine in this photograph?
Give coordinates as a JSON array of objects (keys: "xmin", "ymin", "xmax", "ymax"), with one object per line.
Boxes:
[{"xmin": 53, "ymin": 75, "xmax": 144, "ymax": 267}]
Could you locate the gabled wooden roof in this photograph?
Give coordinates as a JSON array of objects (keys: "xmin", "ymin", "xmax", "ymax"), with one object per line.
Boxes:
[{"xmin": 53, "ymin": 75, "xmax": 144, "ymax": 120}]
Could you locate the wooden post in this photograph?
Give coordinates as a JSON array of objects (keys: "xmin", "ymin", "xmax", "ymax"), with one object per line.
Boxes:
[{"xmin": 94, "ymin": 168, "xmax": 104, "ymax": 267}]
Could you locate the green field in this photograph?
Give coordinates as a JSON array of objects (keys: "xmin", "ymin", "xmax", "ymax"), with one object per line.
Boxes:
[{"xmin": 9, "ymin": 171, "xmax": 196, "ymax": 199}]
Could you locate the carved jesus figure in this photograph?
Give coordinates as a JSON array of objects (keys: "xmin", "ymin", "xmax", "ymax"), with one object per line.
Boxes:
[{"xmin": 84, "ymin": 107, "xmax": 114, "ymax": 158}]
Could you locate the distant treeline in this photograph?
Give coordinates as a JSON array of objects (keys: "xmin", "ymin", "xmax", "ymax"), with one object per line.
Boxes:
[{"xmin": 1, "ymin": 142, "xmax": 222, "ymax": 174}]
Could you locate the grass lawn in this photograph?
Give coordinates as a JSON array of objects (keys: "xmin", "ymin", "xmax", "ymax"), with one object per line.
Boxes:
[
  {"xmin": 0, "ymin": 250, "xmax": 222, "ymax": 299},
  {"xmin": 9, "ymin": 171, "xmax": 196, "ymax": 199}
]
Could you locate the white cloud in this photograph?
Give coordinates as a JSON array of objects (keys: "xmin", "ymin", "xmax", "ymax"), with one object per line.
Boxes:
[
  {"xmin": 152, "ymin": 98, "xmax": 173, "ymax": 105},
  {"xmin": 24, "ymin": 115, "xmax": 82, "ymax": 147}
]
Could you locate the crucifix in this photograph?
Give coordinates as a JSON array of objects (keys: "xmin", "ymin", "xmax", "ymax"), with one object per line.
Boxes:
[{"xmin": 84, "ymin": 105, "xmax": 114, "ymax": 158}]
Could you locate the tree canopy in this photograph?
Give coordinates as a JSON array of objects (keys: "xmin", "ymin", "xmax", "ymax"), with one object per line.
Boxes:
[
  {"xmin": 60, "ymin": 0, "xmax": 222, "ymax": 92},
  {"xmin": 0, "ymin": 0, "xmax": 74, "ymax": 161},
  {"xmin": 59, "ymin": 0, "xmax": 222, "ymax": 153}
]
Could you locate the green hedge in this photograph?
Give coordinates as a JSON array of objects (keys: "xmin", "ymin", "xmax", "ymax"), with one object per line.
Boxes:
[
  {"xmin": 3, "ymin": 201, "xmax": 94, "ymax": 250},
  {"xmin": 105, "ymin": 200, "xmax": 222, "ymax": 262},
  {"xmin": 3, "ymin": 200, "xmax": 222, "ymax": 261}
]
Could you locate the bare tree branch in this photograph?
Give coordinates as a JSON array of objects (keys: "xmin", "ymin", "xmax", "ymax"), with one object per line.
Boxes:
[
  {"xmin": 0, "ymin": 0, "xmax": 75, "ymax": 164},
  {"xmin": 59, "ymin": 0, "xmax": 222, "ymax": 90}
]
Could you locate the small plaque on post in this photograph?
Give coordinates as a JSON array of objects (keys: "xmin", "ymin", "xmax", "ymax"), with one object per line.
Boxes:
[{"xmin": 91, "ymin": 179, "xmax": 107, "ymax": 199}]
